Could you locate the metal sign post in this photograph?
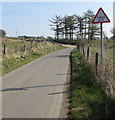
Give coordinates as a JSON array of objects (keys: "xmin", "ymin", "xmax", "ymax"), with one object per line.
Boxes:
[
  {"xmin": 100, "ymin": 23, "xmax": 103, "ymax": 62},
  {"xmin": 92, "ymin": 7, "xmax": 110, "ymax": 64}
]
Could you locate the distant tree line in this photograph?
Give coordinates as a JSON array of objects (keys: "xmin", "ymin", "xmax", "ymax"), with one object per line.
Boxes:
[
  {"xmin": 50, "ymin": 10, "xmax": 101, "ymax": 40},
  {"xmin": 0, "ymin": 29, "xmax": 6, "ymax": 37}
]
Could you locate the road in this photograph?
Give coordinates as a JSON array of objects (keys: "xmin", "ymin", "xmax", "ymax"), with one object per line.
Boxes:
[{"xmin": 2, "ymin": 47, "xmax": 74, "ymax": 118}]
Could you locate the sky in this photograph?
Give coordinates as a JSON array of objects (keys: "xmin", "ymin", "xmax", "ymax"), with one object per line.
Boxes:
[{"xmin": 1, "ymin": 0, "xmax": 114, "ymax": 38}]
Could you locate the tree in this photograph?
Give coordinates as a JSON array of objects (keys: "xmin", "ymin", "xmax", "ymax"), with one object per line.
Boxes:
[
  {"xmin": 50, "ymin": 15, "xmax": 63, "ymax": 40},
  {"xmin": 0, "ymin": 29, "xmax": 6, "ymax": 37},
  {"xmin": 83, "ymin": 14, "xmax": 88, "ymax": 39},
  {"xmin": 50, "ymin": 9, "xmax": 100, "ymax": 41},
  {"xmin": 75, "ymin": 15, "xmax": 84, "ymax": 39},
  {"xmin": 83, "ymin": 10, "xmax": 100, "ymax": 40},
  {"xmin": 62, "ymin": 15, "xmax": 76, "ymax": 40}
]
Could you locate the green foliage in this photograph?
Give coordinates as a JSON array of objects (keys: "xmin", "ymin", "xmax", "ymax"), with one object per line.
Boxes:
[
  {"xmin": 2, "ymin": 53, "xmax": 39, "ymax": 75},
  {"xmin": 69, "ymin": 49, "xmax": 115, "ymax": 119}
]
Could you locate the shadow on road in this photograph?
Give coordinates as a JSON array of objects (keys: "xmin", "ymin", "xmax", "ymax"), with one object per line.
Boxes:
[
  {"xmin": 1, "ymin": 88, "xmax": 28, "ymax": 91},
  {"xmin": 44, "ymin": 54, "xmax": 70, "ymax": 59},
  {"xmin": 55, "ymin": 55, "xmax": 70, "ymax": 58},
  {"xmin": 48, "ymin": 91, "xmax": 70, "ymax": 95},
  {"xmin": 1, "ymin": 83, "xmax": 69, "ymax": 92}
]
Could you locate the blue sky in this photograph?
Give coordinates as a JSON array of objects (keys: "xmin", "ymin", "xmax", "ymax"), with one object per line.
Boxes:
[{"xmin": 1, "ymin": 1, "xmax": 113, "ymax": 38}]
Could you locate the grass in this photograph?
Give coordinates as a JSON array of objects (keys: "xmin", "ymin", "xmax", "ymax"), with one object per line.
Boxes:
[
  {"xmin": 1, "ymin": 36, "xmax": 21, "ymax": 40},
  {"xmin": 89, "ymin": 40, "xmax": 113, "ymax": 66},
  {"xmin": 69, "ymin": 49, "xmax": 115, "ymax": 119},
  {"xmin": 2, "ymin": 40, "xmax": 31, "ymax": 50},
  {"xmin": 2, "ymin": 52, "xmax": 39, "ymax": 75},
  {"xmin": 2, "ymin": 42, "xmax": 66, "ymax": 75}
]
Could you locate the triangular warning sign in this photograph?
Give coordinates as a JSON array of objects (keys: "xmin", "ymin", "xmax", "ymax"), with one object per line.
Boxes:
[{"xmin": 92, "ymin": 7, "xmax": 110, "ymax": 24}]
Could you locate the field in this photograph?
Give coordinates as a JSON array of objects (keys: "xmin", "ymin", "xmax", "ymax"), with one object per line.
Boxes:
[
  {"xmin": 1, "ymin": 38, "xmax": 66, "ymax": 75},
  {"xmin": 89, "ymin": 40, "xmax": 113, "ymax": 67}
]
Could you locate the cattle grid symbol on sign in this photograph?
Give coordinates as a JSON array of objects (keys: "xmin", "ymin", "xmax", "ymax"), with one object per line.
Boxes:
[{"xmin": 92, "ymin": 7, "xmax": 110, "ymax": 23}]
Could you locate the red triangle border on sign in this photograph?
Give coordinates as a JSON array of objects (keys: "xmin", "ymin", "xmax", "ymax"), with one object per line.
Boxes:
[{"xmin": 92, "ymin": 7, "xmax": 110, "ymax": 24}]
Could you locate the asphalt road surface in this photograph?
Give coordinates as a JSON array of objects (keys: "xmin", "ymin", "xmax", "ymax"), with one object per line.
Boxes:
[{"xmin": 2, "ymin": 47, "xmax": 74, "ymax": 118}]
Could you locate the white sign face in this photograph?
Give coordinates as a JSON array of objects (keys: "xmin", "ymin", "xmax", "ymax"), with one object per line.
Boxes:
[{"xmin": 92, "ymin": 7, "xmax": 110, "ymax": 23}]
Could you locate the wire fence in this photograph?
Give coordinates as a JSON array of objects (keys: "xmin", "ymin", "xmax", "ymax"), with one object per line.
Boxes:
[
  {"xmin": 76, "ymin": 40, "xmax": 114, "ymax": 98},
  {"xmin": 2, "ymin": 40, "xmax": 44, "ymax": 57}
]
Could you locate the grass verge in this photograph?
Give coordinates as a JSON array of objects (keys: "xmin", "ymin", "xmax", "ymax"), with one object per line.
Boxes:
[
  {"xmin": 69, "ymin": 49, "xmax": 115, "ymax": 119},
  {"xmin": 2, "ymin": 42, "xmax": 66, "ymax": 75}
]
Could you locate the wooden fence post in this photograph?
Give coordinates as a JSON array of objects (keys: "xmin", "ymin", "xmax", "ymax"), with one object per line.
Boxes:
[
  {"xmin": 87, "ymin": 47, "xmax": 89, "ymax": 60},
  {"xmin": 95, "ymin": 52, "xmax": 98, "ymax": 75},
  {"xmin": 82, "ymin": 44, "xmax": 85, "ymax": 56},
  {"xmin": 80, "ymin": 45, "xmax": 81, "ymax": 52},
  {"xmin": 35, "ymin": 41, "xmax": 37, "ymax": 47},
  {"xmin": 3, "ymin": 44, "xmax": 6, "ymax": 55},
  {"xmin": 23, "ymin": 45, "xmax": 26, "ymax": 52},
  {"xmin": 77, "ymin": 45, "xmax": 80, "ymax": 51},
  {"xmin": 15, "ymin": 45, "xmax": 17, "ymax": 53},
  {"xmin": 21, "ymin": 46, "xmax": 23, "ymax": 52},
  {"xmin": 30, "ymin": 41, "xmax": 32, "ymax": 49}
]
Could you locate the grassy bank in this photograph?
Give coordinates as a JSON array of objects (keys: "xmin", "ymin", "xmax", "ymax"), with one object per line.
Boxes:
[
  {"xmin": 2, "ymin": 42, "xmax": 66, "ymax": 75},
  {"xmin": 69, "ymin": 49, "xmax": 115, "ymax": 119}
]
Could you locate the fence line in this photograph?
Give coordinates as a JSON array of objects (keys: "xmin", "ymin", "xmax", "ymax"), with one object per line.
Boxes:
[
  {"xmin": 76, "ymin": 43, "xmax": 114, "ymax": 98},
  {"xmin": 2, "ymin": 40, "xmax": 43, "ymax": 55}
]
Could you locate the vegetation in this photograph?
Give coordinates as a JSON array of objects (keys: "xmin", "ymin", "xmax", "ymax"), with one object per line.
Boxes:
[
  {"xmin": 3, "ymin": 36, "xmax": 22, "ymax": 40},
  {"xmin": 50, "ymin": 15, "xmax": 63, "ymax": 40},
  {"xmin": 50, "ymin": 10, "xmax": 100, "ymax": 40},
  {"xmin": 2, "ymin": 40, "xmax": 31, "ymax": 50},
  {"xmin": 69, "ymin": 49, "xmax": 115, "ymax": 119},
  {"xmin": 0, "ymin": 29, "xmax": 6, "ymax": 37},
  {"xmin": 2, "ymin": 42, "xmax": 66, "ymax": 75},
  {"xmin": 53, "ymin": 39, "xmax": 76, "ymax": 45}
]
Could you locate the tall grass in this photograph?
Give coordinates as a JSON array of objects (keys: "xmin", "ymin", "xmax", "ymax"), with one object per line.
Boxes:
[
  {"xmin": 69, "ymin": 49, "xmax": 115, "ymax": 119},
  {"xmin": 88, "ymin": 40, "xmax": 114, "ymax": 97},
  {"xmin": 2, "ymin": 42, "xmax": 66, "ymax": 75}
]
